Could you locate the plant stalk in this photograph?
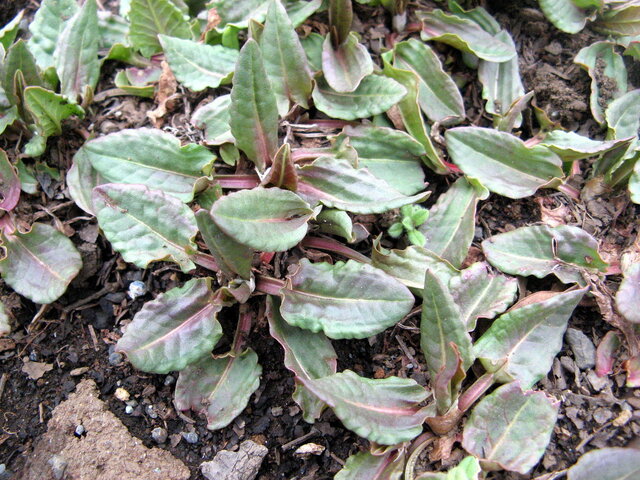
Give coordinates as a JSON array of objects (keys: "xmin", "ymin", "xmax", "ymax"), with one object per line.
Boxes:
[
  {"xmin": 232, "ymin": 304, "xmax": 253, "ymax": 353},
  {"xmin": 215, "ymin": 175, "xmax": 261, "ymax": 189},
  {"xmin": 300, "ymin": 236, "xmax": 372, "ymax": 264},
  {"xmin": 255, "ymin": 275, "xmax": 286, "ymax": 296},
  {"xmin": 191, "ymin": 252, "xmax": 220, "ymax": 272}
]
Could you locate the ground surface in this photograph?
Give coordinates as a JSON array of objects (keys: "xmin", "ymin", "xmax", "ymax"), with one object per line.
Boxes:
[{"xmin": 1, "ymin": 1, "xmax": 639, "ymax": 479}]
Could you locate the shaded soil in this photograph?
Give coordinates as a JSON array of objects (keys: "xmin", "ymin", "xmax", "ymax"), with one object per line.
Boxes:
[{"xmin": 1, "ymin": 1, "xmax": 640, "ymax": 479}]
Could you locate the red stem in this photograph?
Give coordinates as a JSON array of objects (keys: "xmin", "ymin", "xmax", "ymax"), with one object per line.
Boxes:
[
  {"xmin": 300, "ymin": 236, "xmax": 372, "ymax": 264},
  {"xmin": 215, "ymin": 175, "xmax": 261, "ymax": 189},
  {"xmin": 458, "ymin": 372, "xmax": 495, "ymax": 413},
  {"xmin": 255, "ymin": 275, "xmax": 286, "ymax": 295},
  {"xmin": 557, "ymin": 182, "xmax": 580, "ymax": 200},
  {"xmin": 191, "ymin": 252, "xmax": 220, "ymax": 272},
  {"xmin": 232, "ymin": 304, "xmax": 253, "ymax": 353}
]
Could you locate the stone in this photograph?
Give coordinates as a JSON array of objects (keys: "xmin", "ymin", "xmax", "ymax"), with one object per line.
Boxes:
[
  {"xmin": 151, "ymin": 427, "xmax": 168, "ymax": 444},
  {"xmin": 201, "ymin": 440, "xmax": 268, "ymax": 480},
  {"xmin": 20, "ymin": 379, "xmax": 189, "ymax": 480},
  {"xmin": 565, "ymin": 328, "xmax": 596, "ymax": 370}
]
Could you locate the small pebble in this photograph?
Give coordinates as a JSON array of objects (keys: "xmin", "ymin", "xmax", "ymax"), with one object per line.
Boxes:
[
  {"xmin": 74, "ymin": 425, "xmax": 85, "ymax": 436},
  {"xmin": 47, "ymin": 455, "xmax": 68, "ymax": 480},
  {"xmin": 29, "ymin": 351, "xmax": 39, "ymax": 361},
  {"xmin": 164, "ymin": 375, "xmax": 176, "ymax": 386},
  {"xmin": 115, "ymin": 388, "xmax": 130, "ymax": 402},
  {"xmin": 182, "ymin": 431, "xmax": 199, "ymax": 444},
  {"xmin": 145, "ymin": 404, "xmax": 158, "ymax": 419},
  {"xmin": 565, "ymin": 328, "xmax": 596, "ymax": 370},
  {"xmin": 151, "ymin": 427, "xmax": 168, "ymax": 444},
  {"xmin": 125, "ymin": 405, "xmax": 134, "ymax": 415},
  {"xmin": 109, "ymin": 352, "xmax": 124, "ymax": 366},
  {"xmin": 294, "ymin": 443, "xmax": 325, "ymax": 456},
  {"xmin": 271, "ymin": 407, "xmax": 283, "ymax": 417},
  {"xmin": 592, "ymin": 407, "xmax": 612, "ymax": 424},
  {"xmin": 69, "ymin": 367, "xmax": 90, "ymax": 377},
  {"xmin": 128, "ymin": 281, "xmax": 147, "ymax": 299}
]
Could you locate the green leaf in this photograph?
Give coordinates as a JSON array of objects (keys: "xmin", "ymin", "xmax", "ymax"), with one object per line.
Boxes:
[
  {"xmin": 407, "ymin": 229, "xmax": 426, "ymax": 247},
  {"xmin": 538, "ymin": 0, "xmax": 592, "ymax": 33},
  {"xmin": 0, "ymin": 10, "xmax": 24, "ymax": 50},
  {"xmin": 0, "ymin": 148, "xmax": 20, "ymax": 211},
  {"xmin": 419, "ymin": 177, "xmax": 488, "ymax": 268},
  {"xmin": 53, "ymin": 0, "xmax": 100, "ymax": 101},
  {"xmin": 211, "ymin": 0, "xmax": 269, "ymax": 28},
  {"xmin": 301, "ymin": 370, "xmax": 429, "ymax": 445},
  {"xmin": 2, "ymin": 40, "xmax": 42, "ymax": 108},
  {"xmin": 335, "ymin": 449, "xmax": 405, "ymax": 480},
  {"xmin": 474, "ymin": 287, "xmax": 587, "ymax": 388},
  {"xmin": 67, "ymin": 147, "xmax": 104, "ymax": 214},
  {"xmin": 482, "ymin": 224, "xmax": 608, "ymax": 283},
  {"xmin": 316, "ymin": 209, "xmax": 357, "ymax": 243},
  {"xmin": 462, "ymin": 382, "xmax": 558, "ymax": 474},
  {"xmin": 175, "ymin": 349, "xmax": 262, "ymax": 430},
  {"xmin": 328, "ymin": 0, "xmax": 353, "ymax": 47},
  {"xmin": 0, "ymin": 223, "xmax": 81, "ymax": 304},
  {"xmin": 371, "ymin": 238, "xmax": 459, "ymax": 291},
  {"xmin": 0, "ymin": 105, "xmax": 18, "ymax": 136},
  {"xmin": 416, "ymin": 456, "xmax": 481, "ymax": 480},
  {"xmin": 394, "ymin": 39, "xmax": 464, "ymax": 125},
  {"xmin": 616, "ymin": 263, "xmax": 640, "ymax": 324},
  {"xmin": 596, "ymin": 4, "xmax": 640, "ymax": 36},
  {"xmin": 322, "ymin": 32, "xmax": 373, "ymax": 93},
  {"xmin": 301, "ymin": 32, "xmax": 324, "ymax": 72},
  {"xmin": 445, "ymin": 127, "xmax": 564, "ymax": 199},
  {"xmin": 129, "ymin": 0, "xmax": 191, "ymax": 57},
  {"xmin": 81, "ymin": 128, "xmax": 214, "ymax": 202},
  {"xmin": 159, "ymin": 35, "xmax": 238, "ymax": 91},
  {"xmin": 540, "ymin": 130, "xmax": 633, "ymax": 162},
  {"xmin": 574, "ymin": 42, "xmax": 628, "ymax": 125},
  {"xmin": 605, "ymin": 89, "xmax": 640, "ymax": 140},
  {"xmin": 28, "ymin": 0, "xmax": 78, "ymax": 70},
  {"xmin": 116, "ymin": 278, "xmax": 223, "ymax": 373},
  {"xmin": 230, "ymin": 39, "xmax": 278, "ymax": 172},
  {"xmin": 419, "ymin": 9, "xmax": 516, "ymax": 62},
  {"xmin": 92, "ymin": 183, "xmax": 198, "ymax": 272},
  {"xmin": 210, "ymin": 187, "xmax": 314, "ymax": 252},
  {"xmin": 191, "ymin": 94, "xmax": 234, "ymax": 145},
  {"xmin": 296, "ymin": 156, "xmax": 429, "ymax": 214},
  {"xmin": 449, "ymin": 262, "xmax": 518, "ymax": 331},
  {"xmin": 261, "ymin": 0, "xmax": 313, "ymax": 114},
  {"xmin": 567, "ymin": 447, "xmax": 640, "ymax": 480},
  {"xmin": 281, "ymin": 259, "xmax": 414, "ymax": 339},
  {"xmin": 312, "ymin": 74, "xmax": 406, "ymax": 121},
  {"xmin": 339, "ymin": 125, "xmax": 426, "ymax": 195},
  {"xmin": 24, "ymin": 87, "xmax": 84, "ymax": 138},
  {"xmin": 263, "ymin": 143, "xmax": 298, "ymax": 190},
  {"xmin": 195, "ymin": 209, "xmax": 253, "ymax": 279},
  {"xmin": 267, "ymin": 296, "xmax": 336, "ymax": 422}
]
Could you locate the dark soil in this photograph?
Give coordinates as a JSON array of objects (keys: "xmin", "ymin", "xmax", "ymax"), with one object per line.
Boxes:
[{"xmin": 1, "ymin": 1, "xmax": 640, "ymax": 479}]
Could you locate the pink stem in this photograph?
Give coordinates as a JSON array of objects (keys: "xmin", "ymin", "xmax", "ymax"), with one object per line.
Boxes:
[
  {"xmin": 191, "ymin": 252, "xmax": 220, "ymax": 272},
  {"xmin": 557, "ymin": 183, "xmax": 580, "ymax": 200},
  {"xmin": 215, "ymin": 175, "xmax": 261, "ymax": 189},
  {"xmin": 300, "ymin": 236, "xmax": 372, "ymax": 264},
  {"xmin": 232, "ymin": 304, "xmax": 253, "ymax": 353},
  {"xmin": 458, "ymin": 373, "xmax": 495, "ymax": 413},
  {"xmin": 255, "ymin": 275, "xmax": 286, "ymax": 296}
]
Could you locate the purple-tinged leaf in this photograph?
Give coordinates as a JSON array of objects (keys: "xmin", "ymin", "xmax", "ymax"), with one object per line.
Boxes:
[
  {"xmin": 297, "ymin": 156, "xmax": 429, "ymax": 214},
  {"xmin": 67, "ymin": 147, "xmax": 105, "ymax": 215},
  {"xmin": 595, "ymin": 4, "xmax": 640, "ymax": 36},
  {"xmin": 616, "ymin": 263, "xmax": 640, "ymax": 324},
  {"xmin": 230, "ymin": 39, "xmax": 278, "ymax": 172},
  {"xmin": 445, "ymin": 127, "xmax": 564, "ymax": 199},
  {"xmin": 335, "ymin": 448, "xmax": 405, "ymax": 480},
  {"xmin": 195, "ymin": 210, "xmax": 253, "ymax": 280},
  {"xmin": 595, "ymin": 331, "xmax": 621, "ymax": 377},
  {"xmin": 262, "ymin": 143, "xmax": 298, "ymax": 191},
  {"xmin": 2, "ymin": 40, "xmax": 42, "ymax": 108},
  {"xmin": 302, "ymin": 370, "xmax": 429, "ymax": 445},
  {"xmin": 419, "ymin": 177, "xmax": 488, "ymax": 268},
  {"xmin": 261, "ymin": 0, "xmax": 313, "ymax": 114},
  {"xmin": 280, "ymin": 259, "xmax": 414, "ymax": 339},
  {"xmin": 540, "ymin": 130, "xmax": 633, "ymax": 163},
  {"xmin": 0, "ymin": 149, "xmax": 20, "ymax": 212},
  {"xmin": 92, "ymin": 184, "xmax": 198, "ymax": 272},
  {"xmin": 175, "ymin": 348, "xmax": 262, "ymax": 430},
  {"xmin": 567, "ymin": 447, "xmax": 640, "ymax": 480},
  {"xmin": 474, "ymin": 288, "xmax": 587, "ymax": 389},
  {"xmin": 116, "ymin": 278, "xmax": 223, "ymax": 374},
  {"xmin": 267, "ymin": 296, "xmax": 336, "ymax": 422},
  {"xmin": 128, "ymin": 0, "xmax": 191, "ymax": 57},
  {"xmin": 419, "ymin": 9, "xmax": 516, "ymax": 62},
  {"xmin": 462, "ymin": 382, "xmax": 558, "ymax": 474},
  {"xmin": 322, "ymin": 33, "xmax": 373, "ymax": 93},
  {"xmin": 0, "ymin": 223, "xmax": 81, "ymax": 304},
  {"xmin": 210, "ymin": 187, "xmax": 314, "ymax": 252},
  {"xmin": 328, "ymin": 0, "xmax": 352, "ymax": 47},
  {"xmin": 482, "ymin": 225, "xmax": 608, "ymax": 284},
  {"xmin": 449, "ymin": 262, "xmax": 518, "ymax": 331},
  {"xmin": 623, "ymin": 354, "xmax": 640, "ymax": 387},
  {"xmin": 191, "ymin": 95, "xmax": 234, "ymax": 146}
]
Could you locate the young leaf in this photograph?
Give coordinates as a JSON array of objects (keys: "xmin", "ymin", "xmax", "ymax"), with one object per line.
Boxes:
[
  {"xmin": 92, "ymin": 184, "xmax": 198, "ymax": 272},
  {"xmin": 339, "ymin": 125, "xmax": 426, "ymax": 195},
  {"xmin": 175, "ymin": 349, "xmax": 262, "ymax": 430},
  {"xmin": 335, "ymin": 448, "xmax": 406, "ymax": 480},
  {"xmin": 116, "ymin": 278, "xmax": 224, "ymax": 373},
  {"xmin": 53, "ymin": 0, "xmax": 100, "ymax": 101},
  {"xmin": 81, "ymin": 128, "xmax": 214, "ymax": 202},
  {"xmin": 540, "ymin": 130, "xmax": 633, "ymax": 162},
  {"xmin": 0, "ymin": 149, "xmax": 20, "ymax": 212},
  {"xmin": 267, "ymin": 296, "xmax": 337, "ymax": 422},
  {"xmin": 211, "ymin": 0, "xmax": 270, "ymax": 28},
  {"xmin": 482, "ymin": 224, "xmax": 608, "ymax": 284},
  {"xmin": 419, "ymin": 9, "xmax": 516, "ymax": 62},
  {"xmin": 316, "ymin": 209, "xmax": 358, "ymax": 243},
  {"xmin": 312, "ymin": 74, "xmax": 406, "ymax": 121},
  {"xmin": 0, "ymin": 223, "xmax": 82, "ymax": 304},
  {"xmin": 128, "ymin": 0, "xmax": 191, "ymax": 57},
  {"xmin": 210, "ymin": 187, "xmax": 314, "ymax": 252},
  {"xmin": 567, "ymin": 447, "xmax": 640, "ymax": 480},
  {"xmin": 0, "ymin": 10, "xmax": 24, "ymax": 50},
  {"xmin": 595, "ymin": 4, "xmax": 640, "ymax": 36},
  {"xmin": 419, "ymin": 177, "xmax": 488, "ymax": 268},
  {"xmin": 445, "ymin": 127, "xmax": 564, "ymax": 199},
  {"xmin": 417, "ymin": 456, "xmax": 481, "ymax": 480},
  {"xmin": 230, "ymin": 39, "xmax": 278, "ymax": 172},
  {"xmin": 2, "ymin": 40, "xmax": 42, "ymax": 108},
  {"xmin": 449, "ymin": 262, "xmax": 518, "ymax": 331},
  {"xmin": 322, "ymin": 32, "xmax": 373, "ymax": 93},
  {"xmin": 394, "ymin": 39, "xmax": 465, "ymax": 125},
  {"xmin": 159, "ymin": 35, "xmax": 238, "ymax": 91},
  {"xmin": 538, "ymin": 0, "xmax": 592, "ymax": 33},
  {"xmin": 280, "ymin": 259, "xmax": 414, "ymax": 339},
  {"xmin": 28, "ymin": 0, "xmax": 78, "ymax": 69},
  {"xmin": 263, "ymin": 143, "xmax": 298, "ymax": 190},
  {"xmin": 191, "ymin": 94, "xmax": 234, "ymax": 146},
  {"xmin": 616, "ymin": 263, "xmax": 640, "ymax": 324},
  {"xmin": 261, "ymin": 0, "xmax": 313, "ymax": 114},
  {"xmin": 474, "ymin": 288, "xmax": 587, "ymax": 389},
  {"xmin": 328, "ymin": 0, "xmax": 352, "ymax": 47},
  {"xmin": 301, "ymin": 370, "xmax": 429, "ymax": 445},
  {"xmin": 462, "ymin": 382, "xmax": 558, "ymax": 474},
  {"xmin": 296, "ymin": 156, "xmax": 429, "ymax": 214},
  {"xmin": 24, "ymin": 87, "xmax": 85, "ymax": 137},
  {"xmin": 605, "ymin": 89, "xmax": 640, "ymax": 140}
]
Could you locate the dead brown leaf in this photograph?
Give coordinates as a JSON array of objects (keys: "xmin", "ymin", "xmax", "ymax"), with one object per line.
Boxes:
[
  {"xmin": 147, "ymin": 61, "xmax": 179, "ymax": 128},
  {"xmin": 22, "ymin": 357, "xmax": 54, "ymax": 380}
]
